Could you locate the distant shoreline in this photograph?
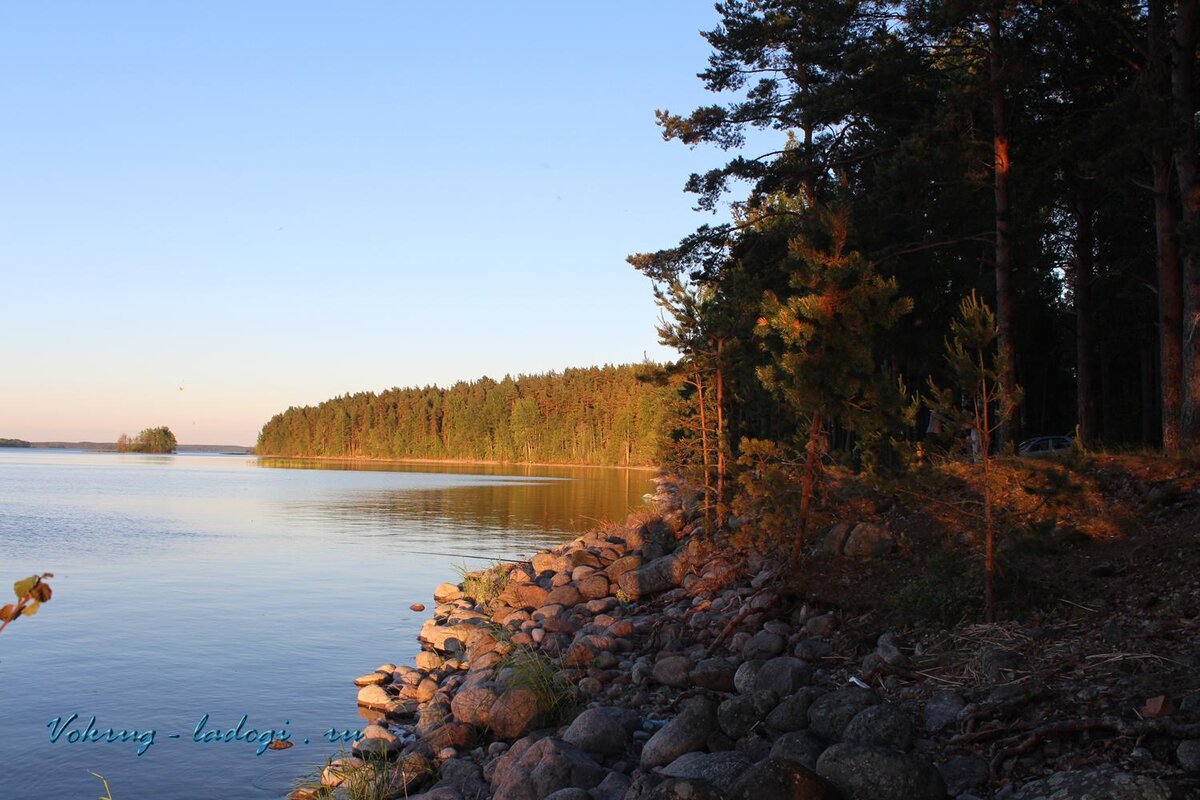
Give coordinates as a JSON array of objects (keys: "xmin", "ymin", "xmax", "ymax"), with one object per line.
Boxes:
[
  {"xmin": 0, "ymin": 441, "xmax": 254, "ymax": 454},
  {"xmin": 256, "ymin": 454, "xmax": 660, "ymax": 472}
]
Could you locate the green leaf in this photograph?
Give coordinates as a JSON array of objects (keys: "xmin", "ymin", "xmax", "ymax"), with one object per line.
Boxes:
[
  {"xmin": 13, "ymin": 576, "xmax": 37, "ymax": 599},
  {"xmin": 21, "ymin": 601, "xmax": 39, "ymax": 617}
]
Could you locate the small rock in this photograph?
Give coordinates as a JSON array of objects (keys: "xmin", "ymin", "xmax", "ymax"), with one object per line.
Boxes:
[
  {"xmin": 1178, "ymin": 740, "xmax": 1200, "ymax": 773},
  {"xmin": 803, "ymin": 613, "xmax": 836, "ymax": 637},
  {"xmin": 938, "ymin": 755, "xmax": 987, "ymax": 795},
  {"xmin": 923, "ymin": 690, "xmax": 965, "ymax": 734},
  {"xmin": 1012, "ymin": 767, "xmax": 1171, "ymax": 800},
  {"xmin": 411, "ymin": 603, "xmax": 426, "ymax": 612}
]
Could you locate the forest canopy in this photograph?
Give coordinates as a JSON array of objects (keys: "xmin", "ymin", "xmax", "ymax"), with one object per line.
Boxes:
[{"xmin": 255, "ymin": 365, "xmax": 672, "ymax": 466}]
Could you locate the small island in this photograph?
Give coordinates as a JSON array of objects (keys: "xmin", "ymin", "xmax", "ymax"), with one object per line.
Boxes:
[
  {"xmin": 0, "ymin": 438, "xmax": 32, "ymax": 448},
  {"xmin": 115, "ymin": 427, "xmax": 178, "ymax": 454}
]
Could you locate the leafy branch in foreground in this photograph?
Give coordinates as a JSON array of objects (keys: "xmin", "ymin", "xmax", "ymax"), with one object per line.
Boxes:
[{"xmin": 0, "ymin": 573, "xmax": 54, "ymax": 635}]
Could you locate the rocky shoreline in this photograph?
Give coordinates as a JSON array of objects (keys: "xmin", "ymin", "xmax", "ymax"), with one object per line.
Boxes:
[{"xmin": 290, "ymin": 475, "xmax": 1200, "ymax": 800}]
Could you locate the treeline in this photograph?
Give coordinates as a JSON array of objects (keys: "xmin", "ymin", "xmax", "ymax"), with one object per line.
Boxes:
[
  {"xmin": 633, "ymin": 0, "xmax": 1200, "ymax": 460},
  {"xmin": 0, "ymin": 439, "xmax": 31, "ymax": 448},
  {"xmin": 255, "ymin": 366, "xmax": 672, "ymax": 466}
]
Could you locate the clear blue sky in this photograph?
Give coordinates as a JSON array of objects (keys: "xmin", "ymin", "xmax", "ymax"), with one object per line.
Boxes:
[{"xmin": 0, "ymin": 2, "xmax": 741, "ymax": 445}]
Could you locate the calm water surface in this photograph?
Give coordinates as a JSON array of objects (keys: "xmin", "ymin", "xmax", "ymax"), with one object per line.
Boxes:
[{"xmin": 0, "ymin": 450, "xmax": 652, "ymax": 799}]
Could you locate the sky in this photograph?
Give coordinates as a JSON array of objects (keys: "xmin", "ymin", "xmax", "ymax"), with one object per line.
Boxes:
[{"xmin": 0, "ymin": 2, "xmax": 748, "ymax": 445}]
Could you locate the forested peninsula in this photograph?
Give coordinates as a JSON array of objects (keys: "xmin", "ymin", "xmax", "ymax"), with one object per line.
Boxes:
[{"xmin": 255, "ymin": 365, "xmax": 671, "ymax": 466}]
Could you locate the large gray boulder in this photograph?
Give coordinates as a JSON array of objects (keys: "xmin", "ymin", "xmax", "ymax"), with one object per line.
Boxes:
[
  {"xmin": 640, "ymin": 697, "xmax": 718, "ymax": 769},
  {"xmin": 815, "ymin": 742, "xmax": 946, "ymax": 800},
  {"xmin": 562, "ymin": 706, "xmax": 640, "ymax": 757}
]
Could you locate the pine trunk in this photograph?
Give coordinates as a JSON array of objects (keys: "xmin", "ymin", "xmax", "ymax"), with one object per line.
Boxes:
[
  {"xmin": 1152, "ymin": 0, "xmax": 1185, "ymax": 451},
  {"xmin": 1175, "ymin": 0, "xmax": 1200, "ymax": 443},
  {"xmin": 990, "ymin": 7, "xmax": 1020, "ymax": 450}
]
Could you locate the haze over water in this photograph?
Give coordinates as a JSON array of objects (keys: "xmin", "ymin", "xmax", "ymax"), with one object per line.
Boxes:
[{"xmin": 0, "ymin": 450, "xmax": 652, "ymax": 799}]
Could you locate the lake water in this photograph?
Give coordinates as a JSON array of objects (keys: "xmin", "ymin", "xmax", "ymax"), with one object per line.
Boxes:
[{"xmin": 0, "ymin": 450, "xmax": 653, "ymax": 799}]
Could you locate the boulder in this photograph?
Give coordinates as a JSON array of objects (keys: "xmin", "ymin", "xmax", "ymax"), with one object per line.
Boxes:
[
  {"xmin": 356, "ymin": 684, "xmax": 393, "ymax": 710},
  {"xmin": 501, "ymin": 583, "xmax": 550, "ymax": 610},
  {"xmin": 576, "ymin": 574, "xmax": 610, "ymax": 601},
  {"xmin": 816, "ymin": 742, "xmax": 945, "ymax": 800},
  {"xmin": 728, "ymin": 757, "xmax": 841, "ymax": 800},
  {"xmin": 770, "ymin": 730, "xmax": 826, "ymax": 771},
  {"xmin": 842, "ymin": 523, "xmax": 894, "ymax": 558},
  {"xmin": 489, "ymin": 687, "xmax": 549, "ymax": 740},
  {"xmin": 434, "ymin": 582, "xmax": 465, "ymax": 603},
  {"xmin": 1179, "ymin": 740, "xmax": 1200, "ymax": 773},
  {"xmin": 617, "ymin": 555, "xmax": 686, "ymax": 600},
  {"xmin": 652, "ymin": 655, "xmax": 693, "ymax": 688},
  {"xmin": 660, "ymin": 751, "xmax": 752, "ymax": 795},
  {"xmin": 546, "ymin": 584, "xmax": 582, "ymax": 607},
  {"xmin": 646, "ymin": 777, "xmax": 725, "ymax": 800},
  {"xmin": 755, "ymin": 656, "xmax": 812, "ymax": 697},
  {"xmin": 807, "ymin": 687, "xmax": 879, "ymax": 741},
  {"xmin": 938, "ymin": 755, "xmax": 987, "ymax": 796},
  {"xmin": 690, "ymin": 657, "xmax": 738, "ymax": 692},
  {"xmin": 562, "ymin": 706, "xmax": 640, "ymax": 757},
  {"xmin": 733, "ymin": 660, "xmax": 764, "ymax": 694},
  {"xmin": 450, "ymin": 685, "xmax": 498, "ymax": 728},
  {"xmin": 640, "ymin": 697, "xmax": 718, "ymax": 769},
  {"xmin": 532, "ymin": 553, "xmax": 571, "ymax": 575},
  {"xmin": 591, "ymin": 771, "xmax": 633, "ymax": 800},
  {"xmin": 718, "ymin": 690, "xmax": 778, "ymax": 739},
  {"xmin": 819, "ymin": 522, "xmax": 853, "ymax": 556},
  {"xmin": 766, "ymin": 688, "xmax": 822, "ymax": 733},
  {"xmin": 922, "ymin": 690, "xmax": 965, "ymax": 734},
  {"xmin": 1013, "ymin": 767, "xmax": 1172, "ymax": 800},
  {"xmin": 490, "ymin": 737, "xmax": 605, "ymax": 800},
  {"xmin": 842, "ymin": 704, "xmax": 915, "ymax": 751},
  {"xmin": 742, "ymin": 630, "xmax": 786, "ymax": 661}
]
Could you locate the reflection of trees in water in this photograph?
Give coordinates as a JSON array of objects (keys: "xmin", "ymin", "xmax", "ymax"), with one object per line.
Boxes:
[{"xmin": 278, "ymin": 465, "xmax": 653, "ymax": 542}]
